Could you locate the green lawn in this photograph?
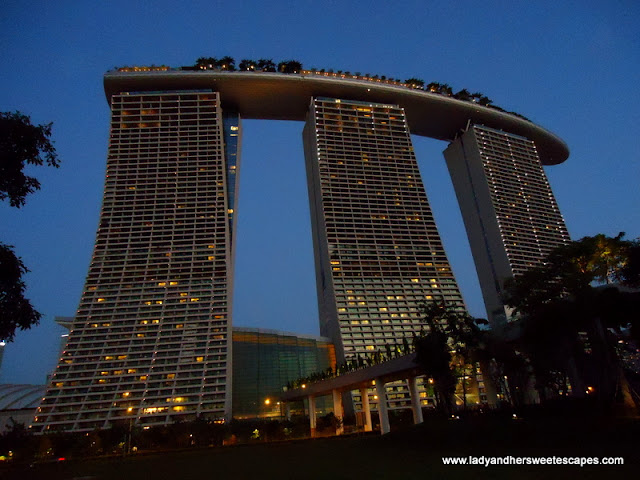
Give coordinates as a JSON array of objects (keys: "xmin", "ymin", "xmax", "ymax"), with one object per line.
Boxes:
[{"xmin": 3, "ymin": 416, "xmax": 638, "ymax": 479}]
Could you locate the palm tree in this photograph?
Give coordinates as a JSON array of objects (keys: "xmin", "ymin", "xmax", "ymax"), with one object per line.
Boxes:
[
  {"xmin": 454, "ymin": 89, "xmax": 471, "ymax": 101},
  {"xmin": 404, "ymin": 78, "xmax": 425, "ymax": 89},
  {"xmin": 257, "ymin": 59, "xmax": 276, "ymax": 72},
  {"xmin": 195, "ymin": 57, "xmax": 217, "ymax": 69},
  {"xmin": 504, "ymin": 233, "xmax": 640, "ymax": 411},
  {"xmin": 218, "ymin": 56, "xmax": 236, "ymax": 71},
  {"xmin": 239, "ymin": 59, "xmax": 257, "ymax": 71},
  {"xmin": 277, "ymin": 60, "xmax": 302, "ymax": 74}
]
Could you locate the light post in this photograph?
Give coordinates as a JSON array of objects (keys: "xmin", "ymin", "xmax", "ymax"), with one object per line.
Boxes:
[{"xmin": 126, "ymin": 407, "xmax": 134, "ymax": 455}]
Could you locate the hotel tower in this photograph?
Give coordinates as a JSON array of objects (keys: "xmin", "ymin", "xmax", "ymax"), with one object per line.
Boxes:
[{"xmin": 33, "ymin": 67, "xmax": 569, "ymax": 431}]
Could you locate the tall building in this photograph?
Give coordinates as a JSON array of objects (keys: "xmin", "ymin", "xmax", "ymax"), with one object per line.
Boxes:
[
  {"xmin": 444, "ymin": 125, "xmax": 570, "ymax": 323},
  {"xmin": 304, "ymin": 97, "xmax": 465, "ymax": 363},
  {"xmin": 34, "ymin": 91, "xmax": 239, "ymax": 432},
  {"xmin": 33, "ymin": 68, "xmax": 570, "ymax": 431}
]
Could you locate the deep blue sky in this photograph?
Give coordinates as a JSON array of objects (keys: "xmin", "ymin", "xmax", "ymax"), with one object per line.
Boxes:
[{"xmin": 1, "ymin": 1, "xmax": 638, "ymax": 385}]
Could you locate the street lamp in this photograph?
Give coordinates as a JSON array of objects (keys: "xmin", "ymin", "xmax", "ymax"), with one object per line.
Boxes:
[{"xmin": 125, "ymin": 407, "xmax": 134, "ymax": 455}]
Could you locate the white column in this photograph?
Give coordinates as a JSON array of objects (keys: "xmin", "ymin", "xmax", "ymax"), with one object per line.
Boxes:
[
  {"xmin": 407, "ymin": 376, "xmax": 424, "ymax": 424},
  {"xmin": 360, "ymin": 386, "xmax": 373, "ymax": 432},
  {"xmin": 308, "ymin": 395, "xmax": 317, "ymax": 438},
  {"xmin": 332, "ymin": 389, "xmax": 344, "ymax": 435},
  {"xmin": 375, "ymin": 378, "xmax": 390, "ymax": 435}
]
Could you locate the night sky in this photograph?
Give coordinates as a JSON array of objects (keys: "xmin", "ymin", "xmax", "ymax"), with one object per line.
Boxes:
[{"xmin": 1, "ymin": 1, "xmax": 638, "ymax": 385}]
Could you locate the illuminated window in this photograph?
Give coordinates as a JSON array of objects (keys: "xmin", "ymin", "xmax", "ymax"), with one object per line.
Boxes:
[{"xmin": 195, "ymin": 356, "xmax": 204, "ymax": 362}]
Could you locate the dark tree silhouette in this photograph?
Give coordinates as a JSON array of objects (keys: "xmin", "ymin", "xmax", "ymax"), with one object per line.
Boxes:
[
  {"xmin": 0, "ymin": 111, "xmax": 59, "ymax": 340},
  {"xmin": 277, "ymin": 60, "xmax": 302, "ymax": 74},
  {"xmin": 195, "ymin": 57, "xmax": 217, "ymax": 68},
  {"xmin": 504, "ymin": 233, "xmax": 640, "ymax": 410},
  {"xmin": 416, "ymin": 301, "xmax": 489, "ymax": 412},
  {"xmin": 239, "ymin": 59, "xmax": 257, "ymax": 71},
  {"xmin": 256, "ymin": 59, "xmax": 276, "ymax": 72},
  {"xmin": 0, "ymin": 111, "xmax": 60, "ymax": 207},
  {"xmin": 0, "ymin": 243, "xmax": 41, "ymax": 341},
  {"xmin": 404, "ymin": 78, "xmax": 425, "ymax": 88},
  {"xmin": 218, "ymin": 56, "xmax": 236, "ymax": 71}
]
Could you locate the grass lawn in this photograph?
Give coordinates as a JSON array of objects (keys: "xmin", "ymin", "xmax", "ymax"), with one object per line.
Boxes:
[{"xmin": 2, "ymin": 415, "xmax": 638, "ymax": 479}]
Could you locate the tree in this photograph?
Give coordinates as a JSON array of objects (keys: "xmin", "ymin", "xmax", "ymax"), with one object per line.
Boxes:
[
  {"xmin": 404, "ymin": 78, "xmax": 425, "ymax": 89},
  {"xmin": 0, "ymin": 243, "xmax": 41, "ymax": 341},
  {"xmin": 195, "ymin": 57, "xmax": 217, "ymax": 69},
  {"xmin": 239, "ymin": 59, "xmax": 257, "ymax": 71},
  {"xmin": 0, "ymin": 111, "xmax": 60, "ymax": 207},
  {"xmin": 414, "ymin": 329, "xmax": 455, "ymax": 415},
  {"xmin": 218, "ymin": 56, "xmax": 236, "ymax": 71},
  {"xmin": 426, "ymin": 82, "xmax": 453, "ymax": 95},
  {"xmin": 415, "ymin": 301, "xmax": 487, "ymax": 414},
  {"xmin": 277, "ymin": 60, "xmax": 302, "ymax": 74},
  {"xmin": 503, "ymin": 233, "xmax": 640, "ymax": 410},
  {"xmin": 453, "ymin": 89, "xmax": 471, "ymax": 101},
  {"xmin": 256, "ymin": 58, "xmax": 276, "ymax": 72},
  {"xmin": 620, "ymin": 239, "xmax": 640, "ymax": 287},
  {"xmin": 1, "ymin": 111, "xmax": 59, "ymax": 340}
]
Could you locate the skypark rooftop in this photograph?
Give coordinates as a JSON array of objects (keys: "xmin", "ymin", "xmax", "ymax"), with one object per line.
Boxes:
[{"xmin": 104, "ymin": 70, "xmax": 569, "ymax": 165}]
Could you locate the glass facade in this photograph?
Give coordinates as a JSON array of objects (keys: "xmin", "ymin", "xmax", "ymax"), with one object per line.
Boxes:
[{"xmin": 232, "ymin": 328, "xmax": 336, "ymax": 418}]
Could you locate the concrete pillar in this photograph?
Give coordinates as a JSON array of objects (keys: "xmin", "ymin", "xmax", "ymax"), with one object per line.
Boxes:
[
  {"xmin": 375, "ymin": 378, "xmax": 390, "ymax": 435},
  {"xmin": 332, "ymin": 389, "xmax": 344, "ymax": 435},
  {"xmin": 479, "ymin": 359, "xmax": 498, "ymax": 407},
  {"xmin": 407, "ymin": 376, "xmax": 423, "ymax": 424},
  {"xmin": 360, "ymin": 386, "xmax": 373, "ymax": 432},
  {"xmin": 285, "ymin": 403, "xmax": 291, "ymax": 421},
  {"xmin": 308, "ymin": 395, "xmax": 317, "ymax": 438}
]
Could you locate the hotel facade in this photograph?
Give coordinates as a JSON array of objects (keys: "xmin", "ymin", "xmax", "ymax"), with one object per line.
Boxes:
[{"xmin": 33, "ymin": 68, "xmax": 569, "ymax": 432}]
